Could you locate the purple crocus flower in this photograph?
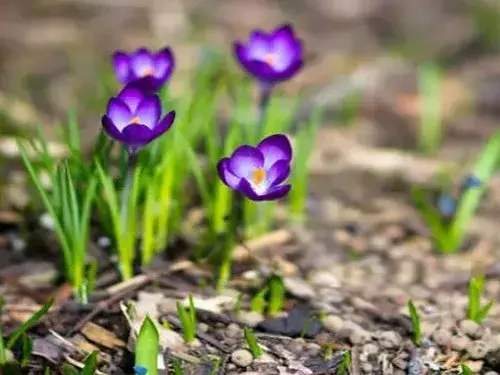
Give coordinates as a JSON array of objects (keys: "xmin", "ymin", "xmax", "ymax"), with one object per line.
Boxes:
[
  {"xmin": 233, "ymin": 24, "xmax": 303, "ymax": 85},
  {"xmin": 101, "ymin": 84, "xmax": 175, "ymax": 154},
  {"xmin": 217, "ymin": 134, "xmax": 292, "ymax": 201},
  {"xmin": 113, "ymin": 47, "xmax": 175, "ymax": 92}
]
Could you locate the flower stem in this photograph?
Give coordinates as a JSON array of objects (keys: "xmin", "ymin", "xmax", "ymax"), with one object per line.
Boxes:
[
  {"xmin": 119, "ymin": 151, "xmax": 137, "ymax": 280},
  {"xmin": 256, "ymin": 82, "xmax": 273, "ymax": 137}
]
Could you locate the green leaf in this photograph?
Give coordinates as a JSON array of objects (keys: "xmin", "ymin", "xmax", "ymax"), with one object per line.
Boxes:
[
  {"xmin": 461, "ymin": 363, "xmax": 475, "ymax": 375},
  {"xmin": 172, "ymin": 358, "xmax": 184, "ymax": 375},
  {"xmin": 7, "ymin": 299, "xmax": 53, "ymax": 349},
  {"xmin": 81, "ymin": 351, "xmax": 98, "ymax": 375},
  {"xmin": 176, "ymin": 302, "xmax": 196, "ymax": 343},
  {"xmin": 0, "ymin": 297, "xmax": 6, "ymax": 365},
  {"xmin": 135, "ymin": 316, "xmax": 159, "ymax": 375},
  {"xmin": 407, "ymin": 300, "xmax": 422, "ymax": 346},
  {"xmin": 251, "ymin": 287, "xmax": 268, "ymax": 314},
  {"xmin": 243, "ymin": 328, "xmax": 262, "ymax": 358},
  {"xmin": 19, "ymin": 334, "xmax": 33, "ymax": 367},
  {"xmin": 267, "ymin": 275, "xmax": 285, "ymax": 317},
  {"xmin": 477, "ymin": 300, "xmax": 494, "ymax": 323}
]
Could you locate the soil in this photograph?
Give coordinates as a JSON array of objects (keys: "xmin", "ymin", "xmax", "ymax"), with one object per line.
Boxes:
[{"xmin": 1, "ymin": 0, "xmax": 500, "ymax": 374}]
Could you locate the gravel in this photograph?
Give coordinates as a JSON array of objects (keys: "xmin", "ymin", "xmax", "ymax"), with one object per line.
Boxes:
[{"xmin": 231, "ymin": 348, "xmax": 254, "ymax": 367}]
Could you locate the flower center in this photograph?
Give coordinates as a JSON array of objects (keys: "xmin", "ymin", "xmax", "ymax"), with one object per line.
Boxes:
[
  {"xmin": 130, "ymin": 116, "xmax": 141, "ymax": 124},
  {"xmin": 251, "ymin": 168, "xmax": 266, "ymax": 186},
  {"xmin": 263, "ymin": 53, "xmax": 276, "ymax": 65},
  {"xmin": 142, "ymin": 68, "xmax": 155, "ymax": 77}
]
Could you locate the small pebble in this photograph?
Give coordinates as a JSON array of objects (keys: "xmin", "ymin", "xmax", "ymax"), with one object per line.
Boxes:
[
  {"xmin": 392, "ymin": 357, "xmax": 407, "ymax": 370},
  {"xmin": 362, "ymin": 343, "xmax": 379, "ymax": 356},
  {"xmin": 239, "ymin": 311, "xmax": 264, "ymax": 327},
  {"xmin": 309, "ymin": 270, "xmax": 341, "ymax": 288},
  {"xmin": 378, "ymin": 331, "xmax": 402, "ymax": 349},
  {"xmin": 226, "ymin": 323, "xmax": 243, "ymax": 339},
  {"xmin": 304, "ymin": 342, "xmax": 321, "ymax": 356},
  {"xmin": 240, "ymin": 372, "xmax": 260, "ymax": 375},
  {"xmin": 460, "ymin": 319, "xmax": 483, "ymax": 339},
  {"xmin": 286, "ymin": 338, "xmax": 305, "ymax": 354},
  {"xmin": 451, "ymin": 335, "xmax": 471, "ymax": 351},
  {"xmin": 284, "ymin": 277, "xmax": 316, "ymax": 299},
  {"xmin": 467, "ymin": 340, "xmax": 490, "ymax": 359},
  {"xmin": 432, "ymin": 328, "xmax": 452, "ymax": 347},
  {"xmin": 361, "ymin": 363, "xmax": 373, "ymax": 373},
  {"xmin": 231, "ymin": 348, "xmax": 253, "ymax": 367},
  {"xmin": 349, "ymin": 328, "xmax": 372, "ymax": 345},
  {"xmin": 322, "ymin": 315, "xmax": 345, "ymax": 332},
  {"xmin": 485, "ymin": 372, "xmax": 500, "ymax": 375},
  {"xmin": 198, "ymin": 323, "xmax": 209, "ymax": 332}
]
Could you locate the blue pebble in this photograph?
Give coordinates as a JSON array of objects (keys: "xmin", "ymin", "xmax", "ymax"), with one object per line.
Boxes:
[
  {"xmin": 437, "ymin": 194, "xmax": 456, "ymax": 216},
  {"xmin": 133, "ymin": 365, "xmax": 148, "ymax": 375},
  {"xmin": 463, "ymin": 175, "xmax": 482, "ymax": 189}
]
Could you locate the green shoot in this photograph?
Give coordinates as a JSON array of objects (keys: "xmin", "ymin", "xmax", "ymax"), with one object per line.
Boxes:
[
  {"xmin": 323, "ymin": 343, "xmax": 334, "ymax": 361},
  {"xmin": 417, "ymin": 62, "xmax": 443, "ymax": 156},
  {"xmin": 7, "ymin": 299, "xmax": 53, "ymax": 349},
  {"xmin": 243, "ymin": 328, "xmax": 263, "ymax": 358},
  {"xmin": 407, "ymin": 300, "xmax": 422, "ymax": 347},
  {"xmin": 467, "ymin": 275, "xmax": 494, "ymax": 323},
  {"xmin": 461, "ymin": 363, "xmax": 475, "ymax": 375},
  {"xmin": 81, "ymin": 351, "xmax": 98, "ymax": 375},
  {"xmin": 337, "ymin": 350, "xmax": 351, "ymax": 375},
  {"xmin": 0, "ymin": 298, "xmax": 6, "ymax": 365},
  {"xmin": 17, "ymin": 138, "xmax": 97, "ymax": 302},
  {"xmin": 176, "ymin": 296, "xmax": 197, "ymax": 343},
  {"xmin": 250, "ymin": 287, "xmax": 268, "ymax": 314},
  {"xmin": 19, "ymin": 334, "xmax": 33, "ymax": 367},
  {"xmin": 135, "ymin": 316, "xmax": 159, "ymax": 375},
  {"xmin": 267, "ymin": 275, "xmax": 285, "ymax": 316},
  {"xmin": 172, "ymin": 358, "xmax": 184, "ymax": 375}
]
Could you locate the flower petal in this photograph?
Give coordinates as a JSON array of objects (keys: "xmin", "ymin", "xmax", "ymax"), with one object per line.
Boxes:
[
  {"xmin": 113, "ymin": 51, "xmax": 131, "ymax": 83},
  {"xmin": 121, "ymin": 124, "xmax": 155, "ymax": 146},
  {"xmin": 130, "ymin": 48, "xmax": 154, "ymax": 77},
  {"xmin": 270, "ymin": 27, "xmax": 301, "ymax": 72},
  {"xmin": 246, "ymin": 30, "xmax": 271, "ymax": 61},
  {"xmin": 236, "ymin": 178, "xmax": 261, "ymax": 201},
  {"xmin": 135, "ymin": 95, "xmax": 161, "ymax": 129},
  {"xmin": 117, "ymin": 84, "xmax": 145, "ymax": 112},
  {"xmin": 266, "ymin": 160, "xmax": 291, "ymax": 187},
  {"xmin": 217, "ymin": 158, "xmax": 241, "ymax": 189},
  {"xmin": 107, "ymin": 98, "xmax": 132, "ymax": 131},
  {"xmin": 152, "ymin": 110, "xmax": 176, "ymax": 137},
  {"xmin": 257, "ymin": 184, "xmax": 291, "ymax": 201},
  {"xmin": 257, "ymin": 134, "xmax": 293, "ymax": 169},
  {"xmin": 153, "ymin": 47, "xmax": 175, "ymax": 81},
  {"xmin": 228, "ymin": 145, "xmax": 264, "ymax": 179},
  {"xmin": 101, "ymin": 115, "xmax": 124, "ymax": 142}
]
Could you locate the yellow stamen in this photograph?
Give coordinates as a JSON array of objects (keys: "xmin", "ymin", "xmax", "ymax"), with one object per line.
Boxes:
[
  {"xmin": 252, "ymin": 168, "xmax": 266, "ymax": 186},
  {"xmin": 130, "ymin": 116, "xmax": 141, "ymax": 124},
  {"xmin": 264, "ymin": 53, "xmax": 276, "ymax": 65},
  {"xmin": 142, "ymin": 68, "xmax": 155, "ymax": 76}
]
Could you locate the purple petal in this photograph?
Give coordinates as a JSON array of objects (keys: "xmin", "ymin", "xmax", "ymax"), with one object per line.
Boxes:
[
  {"xmin": 228, "ymin": 145, "xmax": 264, "ymax": 179},
  {"xmin": 246, "ymin": 30, "xmax": 271, "ymax": 61},
  {"xmin": 107, "ymin": 98, "xmax": 132, "ymax": 131},
  {"xmin": 152, "ymin": 110, "xmax": 176, "ymax": 137},
  {"xmin": 101, "ymin": 115, "xmax": 124, "ymax": 142},
  {"xmin": 237, "ymin": 179, "xmax": 291, "ymax": 201},
  {"xmin": 217, "ymin": 158, "xmax": 241, "ymax": 189},
  {"xmin": 121, "ymin": 124, "xmax": 155, "ymax": 146},
  {"xmin": 269, "ymin": 57, "xmax": 303, "ymax": 82},
  {"xmin": 266, "ymin": 160, "xmax": 291, "ymax": 187},
  {"xmin": 117, "ymin": 85, "xmax": 145, "ymax": 112},
  {"xmin": 130, "ymin": 48, "xmax": 154, "ymax": 77},
  {"xmin": 134, "ymin": 96, "xmax": 161, "ymax": 129},
  {"xmin": 153, "ymin": 47, "xmax": 175, "ymax": 80},
  {"xmin": 257, "ymin": 134, "xmax": 293, "ymax": 169},
  {"xmin": 113, "ymin": 51, "xmax": 131, "ymax": 83},
  {"xmin": 270, "ymin": 29, "xmax": 301, "ymax": 72}
]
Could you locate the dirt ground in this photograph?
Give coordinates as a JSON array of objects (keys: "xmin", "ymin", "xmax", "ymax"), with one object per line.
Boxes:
[{"xmin": 1, "ymin": 0, "xmax": 500, "ymax": 374}]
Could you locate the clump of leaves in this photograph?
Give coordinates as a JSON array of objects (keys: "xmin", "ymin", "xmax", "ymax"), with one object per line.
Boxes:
[
  {"xmin": 176, "ymin": 295, "xmax": 197, "ymax": 343},
  {"xmin": 243, "ymin": 328, "xmax": 263, "ymax": 359},
  {"xmin": 467, "ymin": 275, "xmax": 494, "ymax": 324}
]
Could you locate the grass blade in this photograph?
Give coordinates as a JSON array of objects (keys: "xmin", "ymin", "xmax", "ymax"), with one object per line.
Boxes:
[
  {"xmin": 81, "ymin": 351, "xmax": 98, "ymax": 375},
  {"xmin": 7, "ymin": 299, "xmax": 53, "ymax": 349},
  {"xmin": 135, "ymin": 316, "xmax": 159, "ymax": 375}
]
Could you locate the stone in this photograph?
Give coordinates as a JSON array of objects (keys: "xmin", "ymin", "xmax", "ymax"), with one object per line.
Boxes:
[
  {"xmin": 226, "ymin": 323, "xmax": 243, "ymax": 339},
  {"xmin": 286, "ymin": 338, "xmax": 306, "ymax": 354},
  {"xmin": 322, "ymin": 315, "xmax": 345, "ymax": 332},
  {"xmin": 378, "ymin": 331, "xmax": 403, "ymax": 349},
  {"xmin": 467, "ymin": 340, "xmax": 490, "ymax": 359},
  {"xmin": 309, "ymin": 270, "xmax": 341, "ymax": 288},
  {"xmin": 451, "ymin": 335, "xmax": 471, "ymax": 351},
  {"xmin": 239, "ymin": 311, "xmax": 264, "ymax": 327},
  {"xmin": 349, "ymin": 327, "xmax": 372, "ymax": 345},
  {"xmin": 432, "ymin": 328, "xmax": 452, "ymax": 347},
  {"xmin": 284, "ymin": 277, "xmax": 316, "ymax": 299},
  {"xmin": 231, "ymin": 348, "xmax": 253, "ymax": 367},
  {"xmin": 460, "ymin": 319, "xmax": 483, "ymax": 339}
]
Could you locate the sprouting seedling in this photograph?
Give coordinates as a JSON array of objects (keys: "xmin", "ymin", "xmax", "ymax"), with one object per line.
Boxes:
[
  {"xmin": 323, "ymin": 343, "xmax": 334, "ymax": 361},
  {"xmin": 250, "ymin": 287, "xmax": 268, "ymax": 314},
  {"xmin": 244, "ymin": 327, "xmax": 263, "ymax": 359},
  {"xmin": 172, "ymin": 359, "xmax": 184, "ymax": 375},
  {"xmin": 267, "ymin": 275, "xmax": 285, "ymax": 316},
  {"xmin": 461, "ymin": 363, "xmax": 475, "ymax": 375},
  {"xmin": 412, "ymin": 131, "xmax": 500, "ymax": 253},
  {"xmin": 407, "ymin": 300, "xmax": 422, "ymax": 347},
  {"xmin": 337, "ymin": 350, "xmax": 351, "ymax": 375},
  {"xmin": 80, "ymin": 351, "xmax": 98, "ymax": 375},
  {"xmin": 176, "ymin": 295, "xmax": 197, "ymax": 343},
  {"xmin": 135, "ymin": 315, "xmax": 159, "ymax": 375},
  {"xmin": 467, "ymin": 275, "xmax": 494, "ymax": 323}
]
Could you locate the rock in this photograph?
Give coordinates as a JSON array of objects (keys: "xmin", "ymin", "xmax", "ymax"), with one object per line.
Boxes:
[
  {"xmin": 284, "ymin": 277, "xmax": 316, "ymax": 299},
  {"xmin": 231, "ymin": 349, "xmax": 253, "ymax": 367},
  {"xmin": 198, "ymin": 323, "xmax": 209, "ymax": 332},
  {"xmin": 239, "ymin": 311, "xmax": 264, "ymax": 327},
  {"xmin": 451, "ymin": 335, "xmax": 471, "ymax": 351},
  {"xmin": 378, "ymin": 331, "xmax": 403, "ymax": 349},
  {"xmin": 309, "ymin": 270, "xmax": 341, "ymax": 288},
  {"xmin": 158, "ymin": 330, "xmax": 185, "ymax": 352},
  {"xmin": 226, "ymin": 323, "xmax": 243, "ymax": 339},
  {"xmin": 349, "ymin": 327, "xmax": 372, "ymax": 345},
  {"xmin": 322, "ymin": 315, "xmax": 345, "ymax": 332},
  {"xmin": 240, "ymin": 373, "xmax": 260, "ymax": 375},
  {"xmin": 420, "ymin": 321, "xmax": 438, "ymax": 337},
  {"xmin": 392, "ymin": 357, "xmax": 408, "ymax": 370},
  {"xmin": 462, "ymin": 360, "xmax": 484, "ymax": 373},
  {"xmin": 460, "ymin": 319, "xmax": 484, "ymax": 339},
  {"xmin": 487, "ymin": 334, "xmax": 500, "ymax": 351},
  {"xmin": 5, "ymin": 349, "xmax": 14, "ymax": 362},
  {"xmin": 305, "ymin": 342, "xmax": 322, "ymax": 356},
  {"xmin": 254, "ymin": 353, "xmax": 275, "ymax": 364},
  {"xmin": 362, "ymin": 343, "xmax": 379, "ymax": 356},
  {"xmin": 467, "ymin": 340, "xmax": 490, "ymax": 359},
  {"xmin": 484, "ymin": 372, "xmax": 500, "ymax": 375},
  {"xmin": 286, "ymin": 338, "xmax": 306, "ymax": 354},
  {"xmin": 184, "ymin": 295, "xmax": 236, "ymax": 314},
  {"xmin": 432, "ymin": 328, "xmax": 452, "ymax": 347}
]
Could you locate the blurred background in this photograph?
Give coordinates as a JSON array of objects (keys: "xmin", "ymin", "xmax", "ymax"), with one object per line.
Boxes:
[{"xmin": 0, "ymin": 0, "xmax": 498, "ymax": 152}]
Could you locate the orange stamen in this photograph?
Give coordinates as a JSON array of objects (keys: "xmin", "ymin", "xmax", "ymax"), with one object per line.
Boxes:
[
  {"xmin": 130, "ymin": 117, "xmax": 141, "ymax": 124},
  {"xmin": 142, "ymin": 68, "xmax": 155, "ymax": 76},
  {"xmin": 252, "ymin": 168, "xmax": 266, "ymax": 185},
  {"xmin": 264, "ymin": 53, "xmax": 275, "ymax": 65}
]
